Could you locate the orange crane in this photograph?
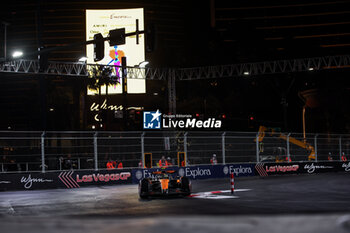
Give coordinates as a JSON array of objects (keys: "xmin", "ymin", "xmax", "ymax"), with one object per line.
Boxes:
[{"xmin": 256, "ymin": 126, "xmax": 316, "ymax": 161}]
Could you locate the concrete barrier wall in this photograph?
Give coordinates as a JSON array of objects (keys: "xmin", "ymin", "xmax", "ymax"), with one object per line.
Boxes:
[{"xmin": 0, "ymin": 161, "xmax": 349, "ymax": 191}]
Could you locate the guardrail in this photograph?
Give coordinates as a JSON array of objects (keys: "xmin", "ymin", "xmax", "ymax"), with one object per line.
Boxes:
[{"xmin": 0, "ymin": 131, "xmax": 349, "ymax": 173}]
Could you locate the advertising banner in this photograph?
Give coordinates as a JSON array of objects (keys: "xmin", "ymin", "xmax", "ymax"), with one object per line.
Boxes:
[
  {"xmin": 0, "ymin": 172, "xmax": 59, "ymax": 191},
  {"xmin": 1, "ymin": 162, "xmax": 348, "ymax": 191},
  {"xmin": 302, "ymin": 161, "xmax": 340, "ymax": 174},
  {"xmin": 58, "ymin": 169, "xmax": 132, "ymax": 188},
  {"xmin": 132, "ymin": 163, "xmax": 255, "ymax": 183},
  {"xmin": 178, "ymin": 164, "xmax": 255, "ymax": 180},
  {"xmin": 86, "ymin": 8, "xmax": 146, "ymax": 94},
  {"xmin": 341, "ymin": 161, "xmax": 350, "ymax": 172},
  {"xmin": 255, "ymin": 161, "xmax": 346, "ymax": 177},
  {"xmin": 132, "ymin": 166, "xmax": 179, "ymax": 184},
  {"xmin": 255, "ymin": 162, "xmax": 301, "ymax": 177},
  {"xmin": 222, "ymin": 164, "xmax": 256, "ymax": 178},
  {"xmin": 0, "ymin": 169, "xmax": 132, "ymax": 191}
]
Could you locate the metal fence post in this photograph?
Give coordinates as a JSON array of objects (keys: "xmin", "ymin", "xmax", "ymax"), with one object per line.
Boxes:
[
  {"xmin": 287, "ymin": 133, "xmax": 291, "ymax": 162},
  {"xmin": 339, "ymin": 136, "xmax": 342, "ymax": 161},
  {"xmin": 256, "ymin": 133, "xmax": 260, "ymax": 162},
  {"xmin": 184, "ymin": 132, "xmax": 188, "ymax": 161},
  {"xmin": 314, "ymin": 134, "xmax": 318, "ymax": 162},
  {"xmin": 41, "ymin": 131, "xmax": 46, "ymax": 173},
  {"xmin": 141, "ymin": 132, "xmax": 145, "ymax": 167},
  {"xmin": 94, "ymin": 132, "xmax": 98, "ymax": 171},
  {"xmin": 222, "ymin": 132, "xmax": 226, "ymax": 164}
]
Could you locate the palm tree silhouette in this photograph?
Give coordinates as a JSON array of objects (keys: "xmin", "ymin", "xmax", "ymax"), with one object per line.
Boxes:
[{"xmin": 87, "ymin": 65, "xmax": 120, "ymax": 128}]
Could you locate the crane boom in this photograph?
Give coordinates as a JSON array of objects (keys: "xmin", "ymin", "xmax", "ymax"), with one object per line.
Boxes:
[{"xmin": 257, "ymin": 126, "xmax": 316, "ymax": 160}]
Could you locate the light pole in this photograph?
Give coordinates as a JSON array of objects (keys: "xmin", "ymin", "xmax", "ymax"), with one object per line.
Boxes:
[
  {"xmin": 1, "ymin": 21, "xmax": 10, "ymax": 61},
  {"xmin": 302, "ymin": 105, "xmax": 306, "ymax": 141},
  {"xmin": 122, "ymin": 56, "xmax": 128, "ymax": 129}
]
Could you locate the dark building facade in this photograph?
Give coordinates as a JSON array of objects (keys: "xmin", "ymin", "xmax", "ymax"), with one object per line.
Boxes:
[
  {"xmin": 0, "ymin": 0, "xmax": 187, "ymax": 130},
  {"xmin": 0, "ymin": 0, "xmax": 350, "ymax": 133}
]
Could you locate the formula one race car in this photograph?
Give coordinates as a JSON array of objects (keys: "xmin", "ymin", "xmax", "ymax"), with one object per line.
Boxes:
[{"xmin": 138, "ymin": 170, "xmax": 191, "ymax": 199}]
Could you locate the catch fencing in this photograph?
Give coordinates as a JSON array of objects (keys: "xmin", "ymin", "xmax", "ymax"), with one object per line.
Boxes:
[{"xmin": 0, "ymin": 131, "xmax": 349, "ymax": 173}]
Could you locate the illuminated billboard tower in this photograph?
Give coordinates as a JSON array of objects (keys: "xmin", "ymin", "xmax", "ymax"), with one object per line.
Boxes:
[{"xmin": 86, "ymin": 8, "xmax": 146, "ymax": 94}]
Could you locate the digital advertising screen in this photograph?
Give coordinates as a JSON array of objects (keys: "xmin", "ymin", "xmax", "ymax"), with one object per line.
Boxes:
[{"xmin": 86, "ymin": 8, "xmax": 146, "ymax": 94}]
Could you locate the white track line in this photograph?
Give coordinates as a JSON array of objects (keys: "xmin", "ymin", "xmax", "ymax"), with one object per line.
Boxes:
[{"xmin": 189, "ymin": 189, "xmax": 252, "ymax": 199}]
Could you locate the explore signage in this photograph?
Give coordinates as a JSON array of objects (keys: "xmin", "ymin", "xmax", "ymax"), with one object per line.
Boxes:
[
  {"xmin": 222, "ymin": 164, "xmax": 255, "ymax": 177},
  {"xmin": 131, "ymin": 164, "xmax": 255, "ymax": 183},
  {"xmin": 143, "ymin": 110, "xmax": 222, "ymax": 129}
]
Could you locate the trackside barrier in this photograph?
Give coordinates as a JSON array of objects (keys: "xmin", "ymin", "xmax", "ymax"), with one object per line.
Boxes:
[
  {"xmin": 131, "ymin": 163, "xmax": 256, "ymax": 184},
  {"xmin": 1, "ymin": 131, "xmax": 350, "ymax": 172},
  {"xmin": 0, "ymin": 169, "xmax": 132, "ymax": 191},
  {"xmin": 0, "ymin": 162, "xmax": 349, "ymax": 191},
  {"xmin": 254, "ymin": 161, "xmax": 350, "ymax": 177}
]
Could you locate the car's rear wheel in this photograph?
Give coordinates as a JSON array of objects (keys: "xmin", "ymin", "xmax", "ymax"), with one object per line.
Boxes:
[
  {"xmin": 180, "ymin": 176, "xmax": 191, "ymax": 196},
  {"xmin": 139, "ymin": 178, "xmax": 150, "ymax": 199}
]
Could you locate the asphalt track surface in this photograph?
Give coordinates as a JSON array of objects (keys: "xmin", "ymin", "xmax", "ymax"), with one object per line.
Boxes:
[{"xmin": 1, "ymin": 173, "xmax": 350, "ymax": 233}]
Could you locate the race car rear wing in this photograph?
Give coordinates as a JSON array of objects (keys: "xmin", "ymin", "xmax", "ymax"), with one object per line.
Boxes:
[{"xmin": 152, "ymin": 170, "xmax": 176, "ymax": 175}]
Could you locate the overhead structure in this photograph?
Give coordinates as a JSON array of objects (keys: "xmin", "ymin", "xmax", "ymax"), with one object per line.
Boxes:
[
  {"xmin": 175, "ymin": 54, "xmax": 350, "ymax": 80},
  {"xmin": 1, "ymin": 54, "xmax": 350, "ymax": 117},
  {"xmin": 1, "ymin": 54, "xmax": 350, "ymax": 80}
]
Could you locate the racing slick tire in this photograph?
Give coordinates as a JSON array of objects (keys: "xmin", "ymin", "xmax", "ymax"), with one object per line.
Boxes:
[
  {"xmin": 180, "ymin": 176, "xmax": 191, "ymax": 196},
  {"xmin": 139, "ymin": 178, "xmax": 150, "ymax": 199}
]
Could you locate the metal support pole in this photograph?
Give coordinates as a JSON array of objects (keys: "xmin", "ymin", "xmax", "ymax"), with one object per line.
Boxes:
[
  {"xmin": 4, "ymin": 23, "xmax": 7, "ymax": 60},
  {"xmin": 122, "ymin": 56, "xmax": 128, "ymax": 130},
  {"xmin": 141, "ymin": 132, "xmax": 145, "ymax": 168},
  {"xmin": 222, "ymin": 132, "xmax": 226, "ymax": 165},
  {"xmin": 314, "ymin": 134, "xmax": 318, "ymax": 162},
  {"xmin": 41, "ymin": 131, "xmax": 46, "ymax": 173},
  {"xmin": 168, "ymin": 74, "xmax": 176, "ymax": 114},
  {"xmin": 2, "ymin": 21, "xmax": 9, "ymax": 61},
  {"xmin": 184, "ymin": 132, "xmax": 188, "ymax": 162},
  {"xmin": 94, "ymin": 132, "xmax": 98, "ymax": 171},
  {"xmin": 287, "ymin": 133, "xmax": 291, "ymax": 162},
  {"xmin": 256, "ymin": 134, "xmax": 260, "ymax": 162},
  {"xmin": 339, "ymin": 136, "xmax": 342, "ymax": 161}
]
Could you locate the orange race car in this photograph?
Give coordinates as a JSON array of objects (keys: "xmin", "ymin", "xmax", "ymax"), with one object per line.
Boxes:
[{"xmin": 138, "ymin": 170, "xmax": 191, "ymax": 199}]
